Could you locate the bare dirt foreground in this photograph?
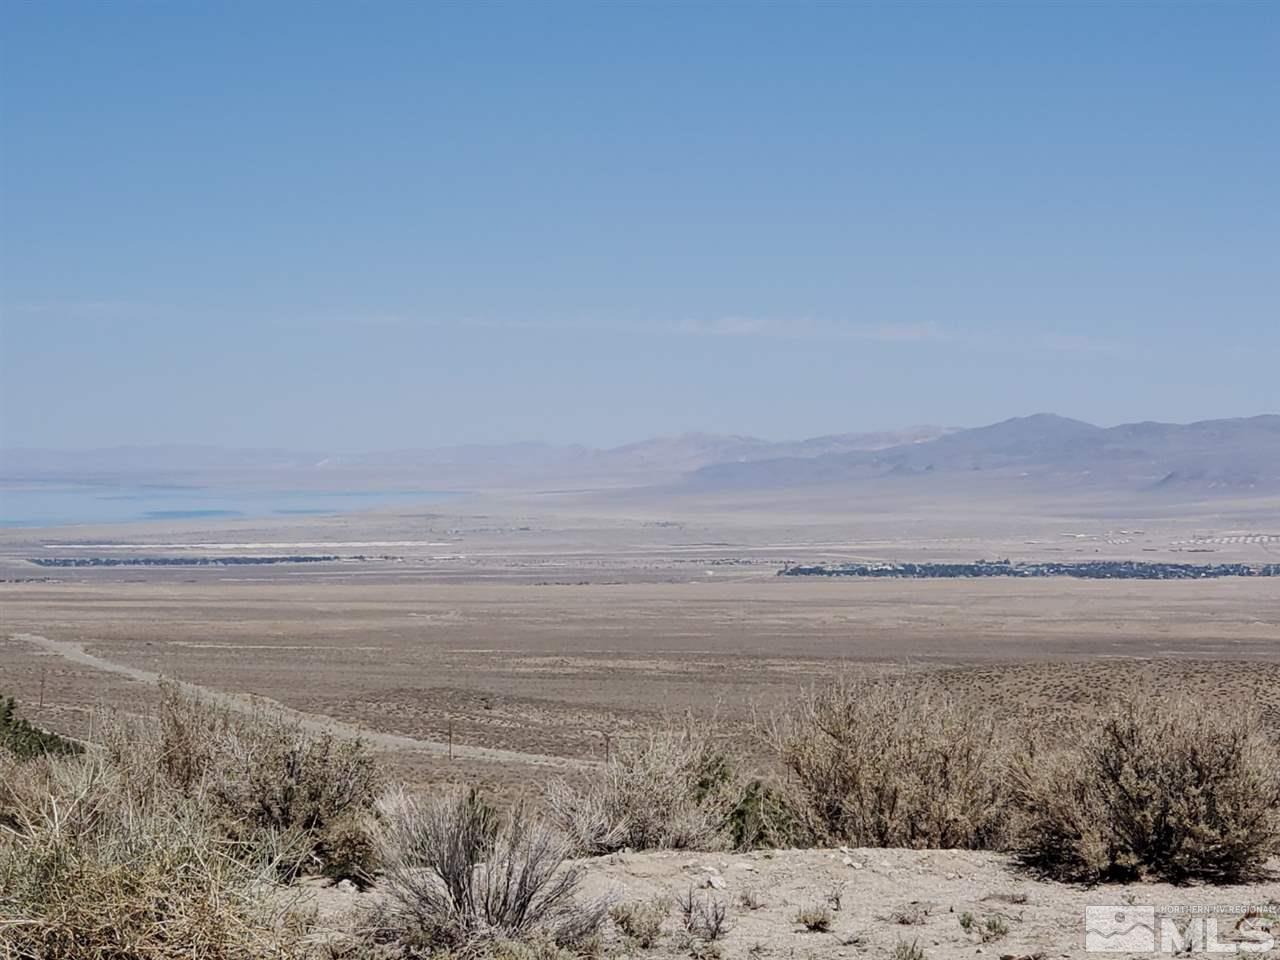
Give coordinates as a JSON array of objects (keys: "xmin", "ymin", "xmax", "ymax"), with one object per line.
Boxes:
[{"xmin": 307, "ymin": 848, "xmax": 1280, "ymax": 960}]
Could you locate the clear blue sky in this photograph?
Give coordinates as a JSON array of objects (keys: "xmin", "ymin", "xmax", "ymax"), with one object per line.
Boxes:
[{"xmin": 2, "ymin": 1, "xmax": 1276, "ymax": 451}]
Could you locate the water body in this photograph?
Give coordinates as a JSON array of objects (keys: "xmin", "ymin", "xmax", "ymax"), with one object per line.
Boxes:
[{"xmin": 0, "ymin": 484, "xmax": 455, "ymax": 528}]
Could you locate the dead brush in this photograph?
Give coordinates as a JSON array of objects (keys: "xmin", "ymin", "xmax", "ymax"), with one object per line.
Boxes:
[
  {"xmin": 686, "ymin": 941, "xmax": 724, "ymax": 960},
  {"xmin": 611, "ymin": 896, "xmax": 670, "ymax": 948},
  {"xmin": 763, "ymin": 675, "xmax": 1009, "ymax": 849},
  {"xmin": 545, "ymin": 719, "xmax": 741, "ymax": 856},
  {"xmin": 890, "ymin": 903, "xmax": 930, "ymax": 926},
  {"xmin": 794, "ymin": 903, "xmax": 834, "ymax": 932},
  {"xmin": 369, "ymin": 786, "xmax": 608, "ymax": 953},
  {"xmin": 677, "ymin": 885, "xmax": 731, "ymax": 941}
]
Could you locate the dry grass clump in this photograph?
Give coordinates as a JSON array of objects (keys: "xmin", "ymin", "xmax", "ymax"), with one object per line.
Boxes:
[
  {"xmin": 0, "ymin": 750, "xmax": 24, "ymax": 833},
  {"xmin": 793, "ymin": 903, "xmax": 833, "ymax": 932},
  {"xmin": 0, "ymin": 752, "xmax": 313, "ymax": 960},
  {"xmin": 545, "ymin": 721, "xmax": 740, "ymax": 855},
  {"xmin": 366, "ymin": 787, "xmax": 607, "ymax": 955},
  {"xmin": 889, "ymin": 903, "xmax": 929, "ymax": 925},
  {"xmin": 104, "ymin": 681, "xmax": 381, "ymax": 883},
  {"xmin": 765, "ymin": 675, "xmax": 1008, "ymax": 849},
  {"xmin": 610, "ymin": 896, "xmax": 670, "ymax": 948},
  {"xmin": 1009, "ymin": 694, "xmax": 1280, "ymax": 883},
  {"xmin": 979, "ymin": 915, "xmax": 1009, "ymax": 942},
  {"xmin": 0, "ymin": 687, "xmax": 379, "ymax": 958}
]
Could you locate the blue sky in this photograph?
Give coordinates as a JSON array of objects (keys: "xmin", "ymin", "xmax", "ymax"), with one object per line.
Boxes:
[{"xmin": 1, "ymin": 2, "xmax": 1276, "ymax": 451}]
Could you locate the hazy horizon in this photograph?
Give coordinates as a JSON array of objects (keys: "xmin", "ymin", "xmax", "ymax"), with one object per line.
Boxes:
[
  {"xmin": 3, "ymin": 3, "xmax": 1277, "ymax": 450},
  {"xmin": 3, "ymin": 410, "xmax": 1278, "ymax": 458}
]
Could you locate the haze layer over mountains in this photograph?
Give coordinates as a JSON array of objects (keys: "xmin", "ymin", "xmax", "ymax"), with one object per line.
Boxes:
[{"xmin": 4, "ymin": 415, "xmax": 1278, "ymax": 499}]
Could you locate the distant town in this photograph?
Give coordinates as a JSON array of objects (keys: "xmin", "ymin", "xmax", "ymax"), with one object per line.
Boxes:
[
  {"xmin": 780, "ymin": 560, "xmax": 1280, "ymax": 580},
  {"xmin": 29, "ymin": 555, "xmax": 352, "ymax": 567}
]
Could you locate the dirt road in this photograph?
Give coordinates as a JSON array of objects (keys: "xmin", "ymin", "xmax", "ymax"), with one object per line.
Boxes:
[{"xmin": 12, "ymin": 632, "xmax": 592, "ymax": 771}]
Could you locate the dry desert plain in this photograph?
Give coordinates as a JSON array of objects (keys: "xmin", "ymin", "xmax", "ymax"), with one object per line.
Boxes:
[
  {"xmin": 5, "ymin": 489, "xmax": 1280, "ymax": 958},
  {"xmin": 2, "ymin": 488, "xmax": 1279, "ymax": 794}
]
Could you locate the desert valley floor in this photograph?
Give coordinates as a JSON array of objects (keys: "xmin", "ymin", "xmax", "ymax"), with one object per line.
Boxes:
[
  {"xmin": 3, "ymin": 490, "xmax": 1279, "ymax": 795},
  {"xmin": 4, "ymin": 490, "xmax": 1280, "ymax": 957}
]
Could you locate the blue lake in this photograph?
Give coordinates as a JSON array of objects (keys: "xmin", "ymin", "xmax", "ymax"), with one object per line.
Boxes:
[{"xmin": 0, "ymin": 485, "xmax": 456, "ymax": 528}]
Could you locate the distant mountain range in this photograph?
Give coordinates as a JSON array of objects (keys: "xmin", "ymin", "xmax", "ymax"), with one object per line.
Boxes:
[
  {"xmin": 0, "ymin": 426, "xmax": 954, "ymax": 488},
  {"xmin": 687, "ymin": 414, "xmax": 1280, "ymax": 495},
  {"xmin": 3, "ymin": 415, "xmax": 1278, "ymax": 498}
]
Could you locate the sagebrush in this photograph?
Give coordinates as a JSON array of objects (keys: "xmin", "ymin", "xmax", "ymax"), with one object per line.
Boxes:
[
  {"xmin": 765, "ymin": 675, "xmax": 1009, "ymax": 849},
  {"xmin": 368, "ymin": 786, "xmax": 607, "ymax": 954},
  {"xmin": 1009, "ymin": 693, "xmax": 1280, "ymax": 882},
  {"xmin": 103, "ymin": 680, "xmax": 381, "ymax": 882},
  {"xmin": 545, "ymin": 720, "xmax": 741, "ymax": 855}
]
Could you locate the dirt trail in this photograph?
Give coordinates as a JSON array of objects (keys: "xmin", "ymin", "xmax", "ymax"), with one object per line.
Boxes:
[{"xmin": 12, "ymin": 632, "xmax": 592, "ymax": 771}]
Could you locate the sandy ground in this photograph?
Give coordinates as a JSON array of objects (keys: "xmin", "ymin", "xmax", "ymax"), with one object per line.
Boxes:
[{"xmin": 306, "ymin": 848, "xmax": 1280, "ymax": 959}]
